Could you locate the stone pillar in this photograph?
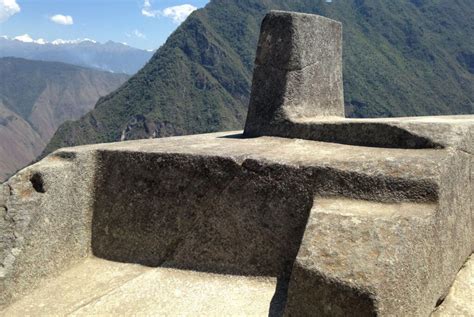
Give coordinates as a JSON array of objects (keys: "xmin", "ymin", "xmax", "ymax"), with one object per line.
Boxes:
[{"xmin": 244, "ymin": 11, "xmax": 344, "ymax": 137}]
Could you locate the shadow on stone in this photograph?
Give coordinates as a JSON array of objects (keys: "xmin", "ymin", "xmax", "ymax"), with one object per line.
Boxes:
[
  {"xmin": 286, "ymin": 263, "xmax": 378, "ymax": 316},
  {"xmin": 30, "ymin": 173, "xmax": 45, "ymax": 193},
  {"xmin": 91, "ymin": 149, "xmax": 313, "ymax": 278},
  {"xmin": 262, "ymin": 121, "xmax": 444, "ymax": 149},
  {"xmin": 268, "ymin": 276, "xmax": 291, "ymax": 317},
  {"xmin": 217, "ymin": 133, "xmax": 245, "ymax": 139}
]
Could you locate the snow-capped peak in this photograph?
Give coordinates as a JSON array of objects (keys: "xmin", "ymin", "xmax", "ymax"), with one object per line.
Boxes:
[
  {"xmin": 51, "ymin": 38, "xmax": 97, "ymax": 45},
  {"xmin": 7, "ymin": 34, "xmax": 98, "ymax": 46}
]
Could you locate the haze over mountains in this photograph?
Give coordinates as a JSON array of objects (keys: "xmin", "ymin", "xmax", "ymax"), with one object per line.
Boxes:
[
  {"xmin": 44, "ymin": 0, "xmax": 474, "ymax": 154},
  {"xmin": 0, "ymin": 57, "xmax": 129, "ymax": 181},
  {"xmin": 0, "ymin": 36, "xmax": 154, "ymax": 74}
]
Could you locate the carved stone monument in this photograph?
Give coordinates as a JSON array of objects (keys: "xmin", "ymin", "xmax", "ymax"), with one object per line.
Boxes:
[
  {"xmin": 244, "ymin": 11, "xmax": 344, "ymax": 137},
  {"xmin": 1, "ymin": 11, "xmax": 473, "ymax": 317}
]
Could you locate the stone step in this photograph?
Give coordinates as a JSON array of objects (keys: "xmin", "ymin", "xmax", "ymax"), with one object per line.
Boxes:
[
  {"xmin": 2, "ymin": 256, "xmax": 472, "ymax": 316},
  {"xmin": 1, "ymin": 257, "xmax": 280, "ymax": 316}
]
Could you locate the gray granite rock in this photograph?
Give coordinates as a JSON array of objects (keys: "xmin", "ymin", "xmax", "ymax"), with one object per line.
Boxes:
[
  {"xmin": 0, "ymin": 151, "xmax": 96, "ymax": 308},
  {"xmin": 244, "ymin": 11, "xmax": 344, "ymax": 137},
  {"xmin": 1, "ymin": 126, "xmax": 473, "ymax": 315},
  {"xmin": 432, "ymin": 255, "xmax": 474, "ymax": 316}
]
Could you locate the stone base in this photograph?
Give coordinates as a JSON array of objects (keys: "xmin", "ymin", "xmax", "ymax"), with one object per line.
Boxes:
[{"xmin": 1, "ymin": 118, "xmax": 473, "ymax": 315}]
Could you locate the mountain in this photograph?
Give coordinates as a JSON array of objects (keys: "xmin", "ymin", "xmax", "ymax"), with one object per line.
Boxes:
[
  {"xmin": 45, "ymin": 0, "xmax": 474, "ymax": 154},
  {"xmin": 0, "ymin": 101, "xmax": 45, "ymax": 183},
  {"xmin": 0, "ymin": 37, "xmax": 154, "ymax": 74},
  {"xmin": 0, "ymin": 57, "xmax": 129, "ymax": 181}
]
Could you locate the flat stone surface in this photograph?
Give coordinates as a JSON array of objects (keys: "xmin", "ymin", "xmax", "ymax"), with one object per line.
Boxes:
[
  {"xmin": 63, "ymin": 131, "xmax": 446, "ymax": 183},
  {"xmin": 1, "ymin": 257, "xmax": 148, "ymax": 316},
  {"xmin": 291, "ymin": 115, "xmax": 474, "ymax": 152},
  {"xmin": 247, "ymin": 115, "xmax": 474, "ymax": 151},
  {"xmin": 313, "ymin": 197, "xmax": 436, "ymax": 218},
  {"xmin": 1, "ymin": 257, "xmax": 278, "ymax": 316}
]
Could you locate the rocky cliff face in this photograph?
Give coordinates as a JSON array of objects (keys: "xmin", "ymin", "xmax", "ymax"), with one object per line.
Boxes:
[
  {"xmin": 44, "ymin": 0, "xmax": 474, "ymax": 154},
  {"xmin": 0, "ymin": 57, "xmax": 129, "ymax": 181}
]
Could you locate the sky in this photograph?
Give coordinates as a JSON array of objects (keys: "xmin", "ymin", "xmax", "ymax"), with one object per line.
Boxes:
[{"xmin": 0, "ymin": 0, "xmax": 210, "ymax": 50}]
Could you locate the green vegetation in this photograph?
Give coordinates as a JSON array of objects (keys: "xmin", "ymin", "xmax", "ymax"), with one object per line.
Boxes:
[{"xmin": 44, "ymin": 0, "xmax": 474, "ymax": 154}]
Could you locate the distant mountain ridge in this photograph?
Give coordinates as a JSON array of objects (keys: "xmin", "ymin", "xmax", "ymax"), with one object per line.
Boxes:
[
  {"xmin": 45, "ymin": 0, "xmax": 474, "ymax": 154},
  {"xmin": 0, "ymin": 57, "xmax": 129, "ymax": 181},
  {"xmin": 0, "ymin": 37, "xmax": 153, "ymax": 74}
]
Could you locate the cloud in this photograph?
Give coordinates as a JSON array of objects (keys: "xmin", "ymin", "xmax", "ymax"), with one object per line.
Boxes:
[
  {"xmin": 125, "ymin": 29, "xmax": 147, "ymax": 39},
  {"xmin": 0, "ymin": 0, "xmax": 20, "ymax": 23},
  {"xmin": 162, "ymin": 4, "xmax": 197, "ymax": 23},
  {"xmin": 141, "ymin": 1, "xmax": 197, "ymax": 23},
  {"xmin": 50, "ymin": 14, "xmax": 73, "ymax": 25},
  {"xmin": 13, "ymin": 34, "xmax": 47, "ymax": 45},
  {"xmin": 133, "ymin": 29, "xmax": 146, "ymax": 39},
  {"xmin": 141, "ymin": 0, "xmax": 158, "ymax": 17}
]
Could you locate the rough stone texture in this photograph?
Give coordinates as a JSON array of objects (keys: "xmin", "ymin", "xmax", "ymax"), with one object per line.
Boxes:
[
  {"xmin": 244, "ymin": 11, "xmax": 344, "ymax": 137},
  {"xmin": 0, "ymin": 151, "xmax": 96, "ymax": 309},
  {"xmin": 1, "ymin": 124, "xmax": 472, "ymax": 315},
  {"xmin": 92, "ymin": 150, "xmax": 312, "ymax": 277},
  {"xmin": 432, "ymin": 254, "xmax": 474, "ymax": 316}
]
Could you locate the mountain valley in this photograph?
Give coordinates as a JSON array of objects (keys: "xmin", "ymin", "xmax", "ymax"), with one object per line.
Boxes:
[{"xmin": 0, "ymin": 57, "xmax": 129, "ymax": 181}]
